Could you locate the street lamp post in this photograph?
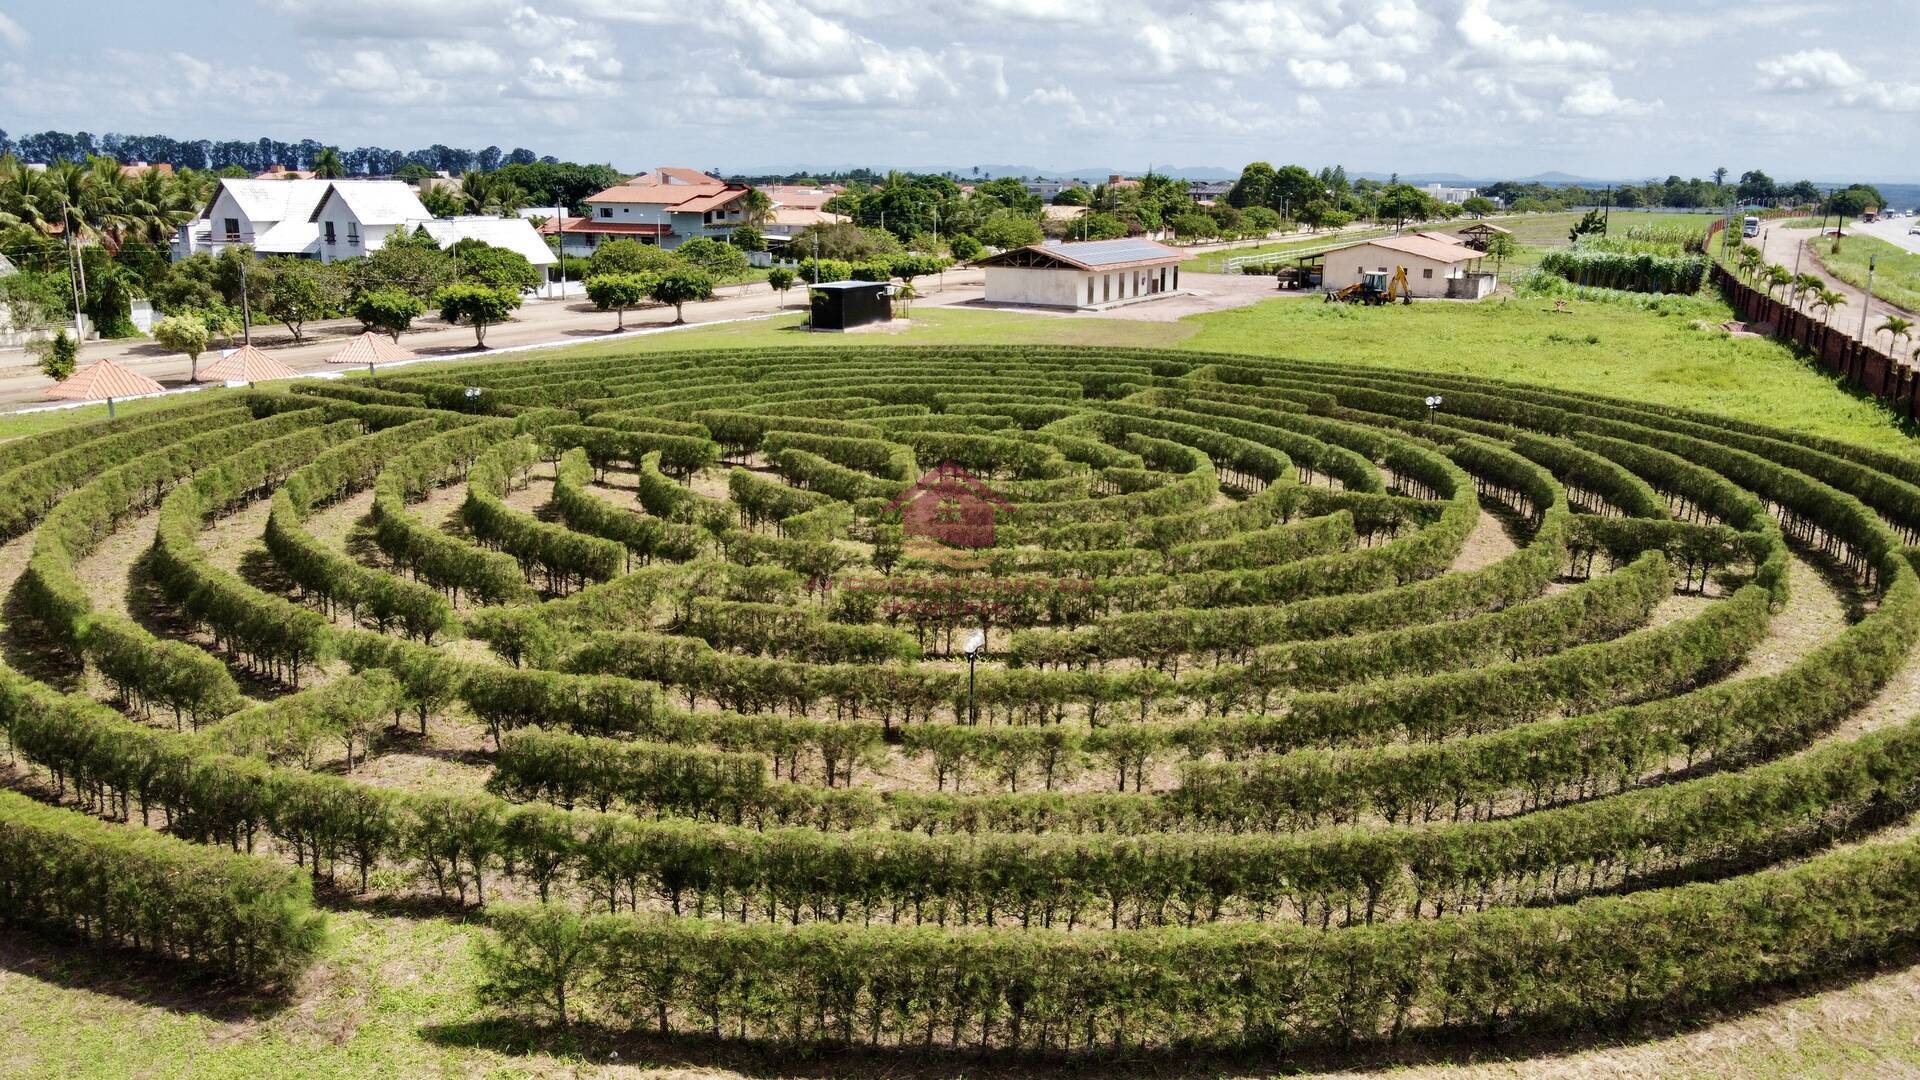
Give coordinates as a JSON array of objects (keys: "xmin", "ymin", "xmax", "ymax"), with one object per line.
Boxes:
[
  {"xmin": 1425, "ymin": 394, "xmax": 1443, "ymax": 420},
  {"xmin": 964, "ymin": 628, "xmax": 985, "ymax": 726}
]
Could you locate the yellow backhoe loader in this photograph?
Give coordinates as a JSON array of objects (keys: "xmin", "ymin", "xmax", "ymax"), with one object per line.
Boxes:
[{"xmin": 1325, "ymin": 266, "xmax": 1412, "ymax": 305}]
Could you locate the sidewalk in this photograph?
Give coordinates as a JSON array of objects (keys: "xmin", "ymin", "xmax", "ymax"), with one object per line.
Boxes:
[{"xmin": 0, "ymin": 269, "xmax": 988, "ymax": 409}]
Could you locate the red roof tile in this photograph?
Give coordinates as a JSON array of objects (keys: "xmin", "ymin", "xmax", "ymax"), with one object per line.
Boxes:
[
  {"xmin": 46, "ymin": 358, "xmax": 165, "ymax": 401},
  {"xmin": 196, "ymin": 344, "xmax": 300, "ymax": 383},
  {"xmin": 326, "ymin": 331, "xmax": 418, "ymax": 367}
]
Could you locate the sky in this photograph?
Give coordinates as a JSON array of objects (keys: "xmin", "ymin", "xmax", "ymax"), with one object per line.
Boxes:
[{"xmin": 0, "ymin": 0, "xmax": 1915, "ymax": 181}]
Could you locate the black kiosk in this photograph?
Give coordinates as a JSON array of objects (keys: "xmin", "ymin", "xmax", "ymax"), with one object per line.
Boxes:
[{"xmin": 808, "ymin": 280, "xmax": 892, "ymax": 331}]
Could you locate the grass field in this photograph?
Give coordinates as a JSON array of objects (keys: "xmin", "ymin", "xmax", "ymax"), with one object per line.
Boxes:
[
  {"xmin": 417, "ymin": 288, "xmax": 1907, "ymax": 454},
  {"xmin": 1819, "ymin": 233, "xmax": 1920, "ymax": 315},
  {"xmin": 8, "ymin": 282, "xmax": 1920, "ymax": 1078},
  {"xmin": 1178, "ymin": 227, "xmax": 1395, "ymax": 273}
]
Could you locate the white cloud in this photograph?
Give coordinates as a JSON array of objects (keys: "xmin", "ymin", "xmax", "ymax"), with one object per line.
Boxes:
[
  {"xmin": 967, "ymin": 0, "xmax": 1104, "ymax": 23},
  {"xmin": 1456, "ymin": 0, "xmax": 1609, "ymax": 67},
  {"xmin": 0, "ymin": 13, "xmax": 27, "ymax": 50},
  {"xmin": 1755, "ymin": 49, "xmax": 1920, "ymax": 112},
  {"xmin": 1289, "ymin": 59, "xmax": 1355, "ymax": 90},
  {"xmin": 1560, "ymin": 75, "xmax": 1660, "ymax": 117},
  {"xmin": 1755, "ymin": 48, "xmax": 1864, "ymax": 92}
]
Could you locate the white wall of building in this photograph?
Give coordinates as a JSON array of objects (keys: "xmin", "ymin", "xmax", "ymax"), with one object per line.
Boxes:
[
  {"xmin": 984, "ymin": 263, "xmax": 1181, "ymax": 309},
  {"xmin": 985, "ymin": 266, "xmax": 1083, "ymax": 307},
  {"xmin": 1322, "ymin": 243, "xmax": 1478, "ymax": 298}
]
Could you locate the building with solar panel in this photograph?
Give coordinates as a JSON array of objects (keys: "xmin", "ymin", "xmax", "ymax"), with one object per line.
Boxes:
[{"xmin": 972, "ymin": 238, "xmax": 1187, "ymax": 310}]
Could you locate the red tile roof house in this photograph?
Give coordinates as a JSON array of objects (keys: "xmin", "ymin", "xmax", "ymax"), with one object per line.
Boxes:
[{"xmin": 544, "ymin": 169, "xmax": 753, "ymax": 257}]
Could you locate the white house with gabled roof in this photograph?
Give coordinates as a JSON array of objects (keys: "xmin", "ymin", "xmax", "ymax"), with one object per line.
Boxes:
[
  {"xmin": 180, "ymin": 178, "xmax": 427, "ymax": 262},
  {"xmin": 308, "ymin": 181, "xmax": 433, "ymax": 263}
]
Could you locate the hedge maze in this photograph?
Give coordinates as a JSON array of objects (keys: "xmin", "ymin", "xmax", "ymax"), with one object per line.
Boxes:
[{"xmin": 4, "ymin": 344, "xmax": 1920, "ymax": 1055}]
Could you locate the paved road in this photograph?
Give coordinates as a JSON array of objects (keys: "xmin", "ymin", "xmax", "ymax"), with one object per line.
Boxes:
[
  {"xmin": 0, "ymin": 270, "xmax": 989, "ymax": 409},
  {"xmin": 1854, "ymin": 214, "xmax": 1920, "ymax": 255}
]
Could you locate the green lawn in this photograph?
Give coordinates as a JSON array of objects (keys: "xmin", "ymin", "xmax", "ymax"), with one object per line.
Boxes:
[
  {"xmin": 1819, "ymin": 233, "xmax": 1920, "ymax": 315},
  {"xmin": 1180, "ymin": 228, "xmax": 1396, "ymax": 274},
  {"xmin": 0, "ymin": 390, "xmax": 231, "ymax": 443},
  {"xmin": 491, "ymin": 292, "xmax": 1911, "ymax": 455}
]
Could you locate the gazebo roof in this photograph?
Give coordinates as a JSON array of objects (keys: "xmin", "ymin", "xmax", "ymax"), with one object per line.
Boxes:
[
  {"xmin": 326, "ymin": 331, "xmax": 418, "ymax": 367},
  {"xmin": 46, "ymin": 358, "xmax": 165, "ymax": 401},
  {"xmin": 197, "ymin": 344, "xmax": 299, "ymax": 383}
]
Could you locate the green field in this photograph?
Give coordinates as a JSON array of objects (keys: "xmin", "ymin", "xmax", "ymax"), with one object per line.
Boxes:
[
  {"xmin": 400, "ymin": 289, "xmax": 1908, "ymax": 453},
  {"xmin": 1819, "ymin": 233, "xmax": 1920, "ymax": 316},
  {"xmin": 1179, "ymin": 227, "xmax": 1395, "ymax": 273}
]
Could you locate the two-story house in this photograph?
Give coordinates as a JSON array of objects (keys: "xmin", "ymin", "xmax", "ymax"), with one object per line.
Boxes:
[
  {"xmin": 176, "ymin": 180, "xmax": 552, "ymax": 284},
  {"xmin": 551, "ymin": 169, "xmax": 754, "ymax": 256},
  {"xmin": 307, "ymin": 181, "xmax": 433, "ymax": 263},
  {"xmin": 178, "ymin": 179, "xmax": 430, "ymax": 262}
]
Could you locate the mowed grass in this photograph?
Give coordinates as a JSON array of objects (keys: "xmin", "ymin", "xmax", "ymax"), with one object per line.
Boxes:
[
  {"xmin": 0, "ymin": 389, "xmax": 224, "ymax": 443},
  {"xmin": 483, "ymin": 292, "xmax": 1916, "ymax": 456},
  {"xmin": 1179, "ymin": 227, "xmax": 1396, "ymax": 273},
  {"xmin": 1819, "ymin": 233, "xmax": 1920, "ymax": 314}
]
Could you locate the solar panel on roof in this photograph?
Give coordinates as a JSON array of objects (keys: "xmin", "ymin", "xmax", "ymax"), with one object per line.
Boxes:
[{"xmin": 1054, "ymin": 238, "xmax": 1175, "ymax": 266}]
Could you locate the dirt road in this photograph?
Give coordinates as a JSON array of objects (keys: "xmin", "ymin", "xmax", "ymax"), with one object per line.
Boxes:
[{"xmin": 1757, "ymin": 224, "xmax": 1914, "ymax": 344}]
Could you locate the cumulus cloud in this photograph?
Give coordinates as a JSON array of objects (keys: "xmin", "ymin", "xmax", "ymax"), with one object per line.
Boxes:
[
  {"xmin": 0, "ymin": 13, "xmax": 27, "ymax": 50},
  {"xmin": 1455, "ymin": 0, "xmax": 1609, "ymax": 67},
  {"xmin": 1755, "ymin": 48, "xmax": 1920, "ymax": 112},
  {"xmin": 1560, "ymin": 75, "xmax": 1660, "ymax": 117},
  {"xmin": 1755, "ymin": 48, "xmax": 1864, "ymax": 91},
  {"xmin": 1288, "ymin": 59, "xmax": 1355, "ymax": 90}
]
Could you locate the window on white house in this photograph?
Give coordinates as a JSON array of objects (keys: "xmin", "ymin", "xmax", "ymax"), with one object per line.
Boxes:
[
  {"xmin": 1422, "ymin": 268, "xmax": 1433, "ymax": 278},
  {"xmin": 1087, "ymin": 277, "xmax": 1095, "ymax": 304},
  {"xmin": 600, "ymin": 208, "xmax": 612, "ymax": 218},
  {"xmin": 347, "ymin": 223, "xmax": 359, "ymax": 244},
  {"xmin": 323, "ymin": 221, "xmax": 336, "ymax": 244},
  {"xmin": 223, "ymin": 217, "xmax": 240, "ymax": 239}
]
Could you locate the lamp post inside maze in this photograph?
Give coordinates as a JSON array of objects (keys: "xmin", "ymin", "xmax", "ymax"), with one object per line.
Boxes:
[
  {"xmin": 964, "ymin": 628, "xmax": 986, "ymax": 726},
  {"xmin": 1425, "ymin": 394, "xmax": 1443, "ymax": 420}
]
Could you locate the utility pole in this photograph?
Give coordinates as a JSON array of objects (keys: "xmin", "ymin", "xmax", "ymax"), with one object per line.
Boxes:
[
  {"xmin": 66, "ymin": 237, "xmax": 84, "ymax": 344},
  {"xmin": 239, "ymin": 256, "xmax": 253, "ymax": 345},
  {"xmin": 1859, "ymin": 254, "xmax": 1876, "ymax": 342},
  {"xmin": 552, "ymin": 194, "xmax": 564, "ymax": 299}
]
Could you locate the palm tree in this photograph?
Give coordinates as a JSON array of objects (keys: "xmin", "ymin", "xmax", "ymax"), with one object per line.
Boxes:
[
  {"xmin": 1736, "ymin": 245, "xmax": 1763, "ymax": 280},
  {"xmin": 1792, "ymin": 272, "xmax": 1822, "ymax": 310},
  {"xmin": 458, "ymin": 170, "xmax": 527, "ymax": 216},
  {"xmin": 1879, "ymin": 316, "xmax": 1914, "ymax": 354},
  {"xmin": 118, "ymin": 168, "xmax": 196, "ymax": 247},
  {"xmin": 1814, "ymin": 289, "xmax": 1846, "ymax": 326},
  {"xmin": 1764, "ymin": 264, "xmax": 1792, "ymax": 299},
  {"xmin": 740, "ymin": 187, "xmax": 773, "ymax": 227},
  {"xmin": 313, "ymin": 147, "xmax": 346, "ymax": 179}
]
